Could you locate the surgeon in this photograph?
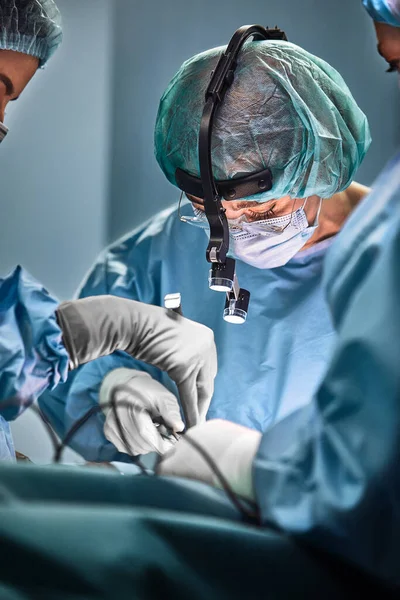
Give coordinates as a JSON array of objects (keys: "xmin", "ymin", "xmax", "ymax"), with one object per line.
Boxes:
[
  {"xmin": 0, "ymin": 0, "xmax": 217, "ymax": 462},
  {"xmin": 156, "ymin": 1, "xmax": 400, "ymax": 590},
  {"xmin": 39, "ymin": 35, "xmax": 371, "ymax": 462}
]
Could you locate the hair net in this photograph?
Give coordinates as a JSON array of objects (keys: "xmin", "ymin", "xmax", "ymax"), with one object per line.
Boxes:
[
  {"xmin": 0, "ymin": 0, "xmax": 62, "ymax": 67},
  {"xmin": 155, "ymin": 41, "xmax": 371, "ymax": 202},
  {"xmin": 362, "ymin": 0, "xmax": 400, "ymax": 26}
]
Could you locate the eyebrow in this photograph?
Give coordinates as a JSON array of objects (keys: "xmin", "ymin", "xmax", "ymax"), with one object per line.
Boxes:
[
  {"xmin": 0, "ymin": 73, "xmax": 15, "ymax": 97},
  {"xmin": 233, "ymin": 201, "xmax": 264, "ymax": 210}
]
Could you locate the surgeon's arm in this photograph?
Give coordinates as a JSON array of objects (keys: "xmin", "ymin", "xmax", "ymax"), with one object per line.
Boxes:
[
  {"xmin": 38, "ymin": 250, "xmax": 117, "ymax": 441},
  {"xmin": 39, "ymin": 248, "xmax": 165, "ymax": 460},
  {"xmin": 41, "ymin": 244, "xmax": 216, "ymax": 460},
  {"xmin": 254, "ymin": 158, "xmax": 400, "ymax": 582}
]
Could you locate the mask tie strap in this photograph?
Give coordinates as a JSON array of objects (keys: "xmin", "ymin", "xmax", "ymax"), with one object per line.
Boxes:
[
  {"xmin": 313, "ymin": 197, "xmax": 323, "ymax": 227},
  {"xmin": 178, "ymin": 191, "xmax": 185, "ymax": 221},
  {"xmin": 301, "ymin": 196, "xmax": 309, "ymax": 210}
]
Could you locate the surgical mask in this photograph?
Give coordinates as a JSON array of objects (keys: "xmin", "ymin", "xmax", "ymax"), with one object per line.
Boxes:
[
  {"xmin": 180, "ymin": 197, "xmax": 322, "ymax": 269},
  {"xmin": 229, "ymin": 197, "xmax": 322, "ymax": 269},
  {"xmin": 0, "ymin": 122, "xmax": 8, "ymax": 144}
]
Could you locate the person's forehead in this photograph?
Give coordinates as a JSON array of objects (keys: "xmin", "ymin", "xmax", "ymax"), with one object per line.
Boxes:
[
  {"xmin": 0, "ymin": 50, "xmax": 38, "ymax": 91},
  {"xmin": 375, "ymin": 22, "xmax": 400, "ymax": 61}
]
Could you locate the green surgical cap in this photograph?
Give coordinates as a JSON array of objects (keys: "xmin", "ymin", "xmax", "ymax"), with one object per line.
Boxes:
[
  {"xmin": 155, "ymin": 41, "xmax": 371, "ymax": 201},
  {"xmin": 0, "ymin": 0, "xmax": 63, "ymax": 67}
]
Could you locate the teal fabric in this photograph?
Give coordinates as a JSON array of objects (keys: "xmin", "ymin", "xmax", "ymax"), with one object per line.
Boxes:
[
  {"xmin": 0, "ymin": 463, "xmax": 245, "ymax": 519},
  {"xmin": 362, "ymin": 0, "xmax": 400, "ymax": 26},
  {"xmin": 254, "ymin": 150, "xmax": 400, "ymax": 588},
  {"xmin": 155, "ymin": 41, "xmax": 371, "ymax": 201},
  {"xmin": 39, "ymin": 201, "xmax": 336, "ymax": 462},
  {"xmin": 0, "ymin": 463, "xmax": 393, "ymax": 599},
  {"xmin": 0, "ymin": 0, "xmax": 63, "ymax": 67}
]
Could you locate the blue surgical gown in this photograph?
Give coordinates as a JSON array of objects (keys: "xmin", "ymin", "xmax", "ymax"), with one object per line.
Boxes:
[
  {"xmin": 0, "ymin": 266, "xmax": 69, "ymax": 460},
  {"xmin": 39, "ymin": 200, "xmax": 336, "ymax": 462},
  {"xmin": 254, "ymin": 150, "xmax": 400, "ymax": 588}
]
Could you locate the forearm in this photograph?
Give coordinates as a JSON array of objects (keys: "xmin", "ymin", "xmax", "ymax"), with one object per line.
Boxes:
[{"xmin": 56, "ymin": 296, "xmax": 140, "ymax": 369}]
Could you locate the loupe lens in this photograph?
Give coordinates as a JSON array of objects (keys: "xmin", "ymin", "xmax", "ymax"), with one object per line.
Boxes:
[
  {"xmin": 209, "ymin": 273, "xmax": 233, "ymax": 292},
  {"xmin": 209, "ymin": 258, "xmax": 236, "ymax": 293},
  {"xmin": 223, "ymin": 289, "xmax": 250, "ymax": 325},
  {"xmin": 223, "ymin": 306, "xmax": 247, "ymax": 324}
]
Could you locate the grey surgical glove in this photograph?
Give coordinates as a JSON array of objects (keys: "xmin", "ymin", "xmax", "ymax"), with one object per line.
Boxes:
[
  {"xmin": 56, "ymin": 296, "xmax": 217, "ymax": 427},
  {"xmin": 100, "ymin": 368, "xmax": 184, "ymax": 456}
]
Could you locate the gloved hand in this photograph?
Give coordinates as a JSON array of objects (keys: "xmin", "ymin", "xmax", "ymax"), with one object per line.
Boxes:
[
  {"xmin": 56, "ymin": 296, "xmax": 217, "ymax": 427},
  {"xmin": 100, "ymin": 368, "xmax": 184, "ymax": 456},
  {"xmin": 157, "ymin": 419, "xmax": 262, "ymax": 502}
]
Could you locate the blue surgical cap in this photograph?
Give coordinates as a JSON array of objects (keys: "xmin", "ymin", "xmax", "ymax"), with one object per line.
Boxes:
[
  {"xmin": 0, "ymin": 0, "xmax": 63, "ymax": 67},
  {"xmin": 362, "ymin": 0, "xmax": 400, "ymax": 26},
  {"xmin": 155, "ymin": 41, "xmax": 371, "ymax": 202}
]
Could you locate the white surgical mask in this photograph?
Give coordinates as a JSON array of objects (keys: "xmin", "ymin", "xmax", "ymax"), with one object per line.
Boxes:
[{"xmin": 229, "ymin": 197, "xmax": 322, "ymax": 269}]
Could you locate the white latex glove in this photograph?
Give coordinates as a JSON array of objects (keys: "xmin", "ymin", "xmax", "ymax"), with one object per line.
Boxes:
[
  {"xmin": 100, "ymin": 368, "xmax": 184, "ymax": 456},
  {"xmin": 56, "ymin": 296, "xmax": 217, "ymax": 427},
  {"xmin": 157, "ymin": 419, "xmax": 262, "ymax": 502}
]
